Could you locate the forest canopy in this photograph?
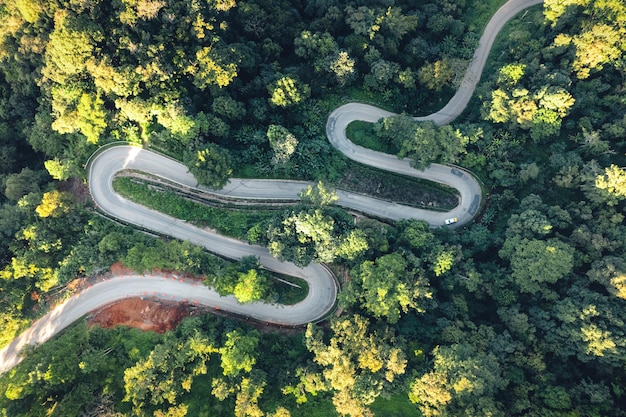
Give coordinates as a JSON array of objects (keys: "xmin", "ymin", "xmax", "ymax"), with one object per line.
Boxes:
[{"xmin": 1, "ymin": 0, "xmax": 626, "ymax": 416}]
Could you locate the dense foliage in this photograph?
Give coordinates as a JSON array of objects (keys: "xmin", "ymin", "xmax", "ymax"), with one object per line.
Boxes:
[{"xmin": 1, "ymin": 0, "xmax": 626, "ymax": 416}]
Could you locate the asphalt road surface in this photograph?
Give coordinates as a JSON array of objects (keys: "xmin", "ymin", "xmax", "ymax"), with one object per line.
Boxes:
[{"xmin": 0, "ymin": 0, "xmax": 544, "ymax": 374}]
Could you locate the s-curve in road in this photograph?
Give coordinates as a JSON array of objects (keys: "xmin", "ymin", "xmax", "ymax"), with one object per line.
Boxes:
[
  {"xmin": 326, "ymin": 105, "xmax": 482, "ymax": 227},
  {"xmin": 326, "ymin": 0, "xmax": 544, "ymax": 226},
  {"xmin": 0, "ymin": 146, "xmax": 339, "ymax": 374},
  {"xmin": 0, "ymin": 0, "xmax": 544, "ymax": 375},
  {"xmin": 0, "ymin": 272, "xmax": 335, "ymax": 374},
  {"xmin": 87, "ymin": 145, "xmax": 339, "ymax": 329}
]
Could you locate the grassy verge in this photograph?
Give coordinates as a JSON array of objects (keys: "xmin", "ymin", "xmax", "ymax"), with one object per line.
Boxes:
[
  {"xmin": 272, "ymin": 274, "xmax": 309, "ymax": 305},
  {"xmin": 113, "ymin": 176, "xmax": 276, "ymax": 239},
  {"xmin": 337, "ymin": 162, "xmax": 459, "ymax": 211},
  {"xmin": 341, "ymin": 122, "xmax": 460, "ymax": 210},
  {"xmin": 465, "ymin": 0, "xmax": 509, "ymax": 32},
  {"xmin": 345, "ymin": 121, "xmax": 396, "ymax": 154}
]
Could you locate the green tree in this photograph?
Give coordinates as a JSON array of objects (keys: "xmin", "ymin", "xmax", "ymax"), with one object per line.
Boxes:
[
  {"xmin": 124, "ymin": 333, "xmax": 216, "ymax": 412},
  {"xmin": 87, "ymin": 57, "xmax": 138, "ymax": 97},
  {"xmin": 193, "ymin": 43, "xmax": 240, "ymax": 89},
  {"xmin": 305, "ymin": 315, "xmax": 406, "ymax": 417},
  {"xmin": 220, "ymin": 330, "xmax": 260, "ymax": 377},
  {"xmin": 344, "ymin": 5, "xmax": 384, "ymax": 39},
  {"xmin": 347, "ymin": 252, "xmax": 432, "ymax": 323},
  {"xmin": 185, "ymin": 143, "xmax": 233, "ymax": 189},
  {"xmin": 587, "ymin": 256, "xmax": 626, "ymax": 299},
  {"xmin": 41, "ymin": 10, "xmax": 99, "ymax": 84},
  {"xmin": 268, "ymin": 209, "xmax": 334, "ymax": 266},
  {"xmin": 418, "ymin": 59, "xmax": 454, "ymax": 91},
  {"xmin": 409, "ymin": 342, "xmax": 507, "ymax": 417},
  {"xmin": 500, "ymin": 237, "xmax": 575, "ymax": 297},
  {"xmin": 294, "ymin": 31, "xmax": 357, "ymax": 86},
  {"xmin": 4, "ymin": 168, "xmax": 41, "ymax": 201},
  {"xmin": 398, "ymin": 219, "xmax": 435, "ymax": 251},
  {"xmin": 75, "ymin": 92, "xmax": 108, "ymax": 144},
  {"xmin": 506, "ymin": 209, "xmax": 553, "ymax": 239},
  {"xmin": 294, "ymin": 31, "xmax": 338, "ymax": 62},
  {"xmin": 267, "ymin": 205, "xmax": 366, "ymax": 266},
  {"xmin": 374, "ymin": 116, "xmax": 466, "ymax": 169},
  {"xmin": 336, "ymin": 230, "xmax": 369, "ymax": 261},
  {"xmin": 212, "ymin": 96, "xmax": 246, "ymax": 121},
  {"xmin": 0, "ymin": 322, "xmax": 111, "ymax": 417},
  {"xmin": 156, "ymin": 102, "xmax": 196, "ymax": 142},
  {"xmin": 364, "ymin": 58, "xmax": 399, "ymax": 92},
  {"xmin": 407, "ymin": 120, "xmax": 465, "ymax": 169}
]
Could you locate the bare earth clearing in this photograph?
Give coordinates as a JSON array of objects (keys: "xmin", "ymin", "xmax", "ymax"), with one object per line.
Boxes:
[{"xmin": 87, "ymin": 298, "xmax": 190, "ymax": 333}]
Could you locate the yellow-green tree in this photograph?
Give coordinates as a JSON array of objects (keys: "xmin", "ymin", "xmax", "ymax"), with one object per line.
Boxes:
[
  {"xmin": 595, "ymin": 164, "xmax": 626, "ymax": 206},
  {"xmin": 233, "ymin": 269, "xmax": 268, "ymax": 304},
  {"xmin": 185, "ymin": 143, "xmax": 233, "ymax": 189},
  {"xmin": 220, "ymin": 330, "xmax": 260, "ymax": 377},
  {"xmin": 193, "ymin": 43, "xmax": 240, "ymax": 89},
  {"xmin": 123, "ymin": 333, "xmax": 216, "ymax": 413},
  {"xmin": 410, "ymin": 343, "xmax": 507, "ymax": 416},
  {"xmin": 36, "ymin": 190, "xmax": 71, "ymax": 218},
  {"xmin": 347, "ymin": 252, "xmax": 432, "ymax": 323},
  {"xmin": 305, "ymin": 315, "xmax": 407, "ymax": 416},
  {"xmin": 269, "ymin": 76, "xmax": 310, "ymax": 107}
]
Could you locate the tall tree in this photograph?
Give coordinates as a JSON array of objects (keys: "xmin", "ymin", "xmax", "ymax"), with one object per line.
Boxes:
[
  {"xmin": 374, "ymin": 116, "xmax": 465, "ymax": 169},
  {"xmin": 409, "ymin": 342, "xmax": 508, "ymax": 417},
  {"xmin": 344, "ymin": 252, "xmax": 432, "ymax": 323},
  {"xmin": 305, "ymin": 315, "xmax": 407, "ymax": 416},
  {"xmin": 499, "ymin": 237, "xmax": 575, "ymax": 299},
  {"xmin": 185, "ymin": 143, "xmax": 233, "ymax": 189},
  {"xmin": 266, "ymin": 124, "xmax": 298, "ymax": 167},
  {"xmin": 268, "ymin": 76, "xmax": 310, "ymax": 107},
  {"xmin": 220, "ymin": 329, "xmax": 260, "ymax": 378},
  {"xmin": 123, "ymin": 333, "xmax": 217, "ymax": 412}
]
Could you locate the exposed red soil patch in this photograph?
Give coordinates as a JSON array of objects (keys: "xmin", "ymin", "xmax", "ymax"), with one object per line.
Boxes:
[
  {"xmin": 63, "ymin": 263, "xmax": 305, "ymax": 334},
  {"xmin": 109, "ymin": 262, "xmax": 135, "ymax": 276},
  {"xmin": 58, "ymin": 263, "xmax": 207, "ymax": 333},
  {"xmin": 87, "ymin": 298, "xmax": 191, "ymax": 333}
]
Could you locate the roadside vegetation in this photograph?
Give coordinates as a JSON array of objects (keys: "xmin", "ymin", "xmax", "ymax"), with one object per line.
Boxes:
[
  {"xmin": 345, "ymin": 120, "xmax": 394, "ymax": 153},
  {"xmin": 336, "ymin": 162, "xmax": 459, "ymax": 211},
  {"xmin": 114, "ymin": 175, "xmax": 307, "ymax": 304},
  {"xmin": 113, "ymin": 176, "xmax": 277, "ymax": 239},
  {"xmin": 2, "ymin": 0, "xmax": 626, "ymax": 416}
]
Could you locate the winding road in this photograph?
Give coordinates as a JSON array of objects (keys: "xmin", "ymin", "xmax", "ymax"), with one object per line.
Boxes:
[{"xmin": 0, "ymin": 0, "xmax": 544, "ymax": 374}]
